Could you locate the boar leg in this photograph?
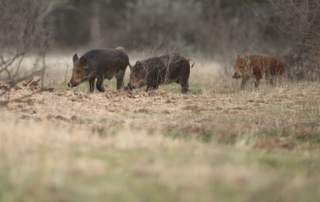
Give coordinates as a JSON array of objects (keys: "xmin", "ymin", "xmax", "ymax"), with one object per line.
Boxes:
[
  {"xmin": 269, "ymin": 77, "xmax": 274, "ymax": 85},
  {"xmin": 96, "ymin": 76, "xmax": 105, "ymax": 92},
  {"xmin": 145, "ymin": 82, "xmax": 158, "ymax": 92},
  {"xmin": 125, "ymin": 83, "xmax": 133, "ymax": 91},
  {"xmin": 254, "ymin": 74, "xmax": 262, "ymax": 88},
  {"xmin": 180, "ymin": 77, "xmax": 189, "ymax": 94},
  {"xmin": 145, "ymin": 85, "xmax": 151, "ymax": 92},
  {"xmin": 254, "ymin": 80, "xmax": 260, "ymax": 88},
  {"xmin": 145, "ymin": 84, "xmax": 153, "ymax": 92},
  {"xmin": 241, "ymin": 78, "xmax": 247, "ymax": 90},
  {"xmin": 115, "ymin": 70, "xmax": 125, "ymax": 90},
  {"xmin": 89, "ymin": 78, "xmax": 95, "ymax": 93},
  {"xmin": 179, "ymin": 64, "xmax": 190, "ymax": 93},
  {"xmin": 265, "ymin": 73, "xmax": 273, "ymax": 85}
]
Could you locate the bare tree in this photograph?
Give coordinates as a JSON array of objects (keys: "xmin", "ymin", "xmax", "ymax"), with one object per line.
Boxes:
[
  {"xmin": 89, "ymin": 1, "xmax": 102, "ymax": 45},
  {"xmin": 0, "ymin": 0, "xmax": 50, "ymax": 101},
  {"xmin": 268, "ymin": 0, "xmax": 320, "ymax": 79},
  {"xmin": 122, "ymin": 0, "xmax": 203, "ymax": 51}
]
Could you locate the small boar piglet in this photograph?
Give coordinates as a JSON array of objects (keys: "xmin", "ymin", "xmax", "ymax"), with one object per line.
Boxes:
[
  {"xmin": 126, "ymin": 54, "xmax": 195, "ymax": 93},
  {"xmin": 233, "ymin": 54, "xmax": 286, "ymax": 89}
]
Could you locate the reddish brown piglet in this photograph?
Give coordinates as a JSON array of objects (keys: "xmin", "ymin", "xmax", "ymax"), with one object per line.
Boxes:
[{"xmin": 233, "ymin": 54, "xmax": 286, "ymax": 89}]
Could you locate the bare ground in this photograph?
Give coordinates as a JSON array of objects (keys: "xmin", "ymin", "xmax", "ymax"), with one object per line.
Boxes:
[{"xmin": 1, "ymin": 79, "xmax": 319, "ymax": 147}]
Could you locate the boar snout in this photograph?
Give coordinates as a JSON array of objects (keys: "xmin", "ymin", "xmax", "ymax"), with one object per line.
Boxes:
[
  {"xmin": 68, "ymin": 81, "xmax": 78, "ymax": 88},
  {"xmin": 125, "ymin": 83, "xmax": 134, "ymax": 91},
  {"xmin": 232, "ymin": 73, "xmax": 240, "ymax": 79},
  {"xmin": 232, "ymin": 73, "xmax": 237, "ymax": 79}
]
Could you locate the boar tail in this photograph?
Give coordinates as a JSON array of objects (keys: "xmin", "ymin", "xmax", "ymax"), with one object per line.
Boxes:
[
  {"xmin": 117, "ymin": 47, "xmax": 126, "ymax": 52},
  {"xmin": 188, "ymin": 59, "xmax": 195, "ymax": 68}
]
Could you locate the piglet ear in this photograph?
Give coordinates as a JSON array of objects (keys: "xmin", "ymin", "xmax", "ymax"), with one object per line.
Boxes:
[
  {"xmin": 245, "ymin": 55, "xmax": 251, "ymax": 66},
  {"xmin": 79, "ymin": 56, "xmax": 87, "ymax": 68},
  {"xmin": 128, "ymin": 63, "xmax": 133, "ymax": 70},
  {"xmin": 73, "ymin": 54, "xmax": 78, "ymax": 63},
  {"xmin": 136, "ymin": 61, "xmax": 142, "ymax": 68},
  {"xmin": 245, "ymin": 55, "xmax": 250, "ymax": 61}
]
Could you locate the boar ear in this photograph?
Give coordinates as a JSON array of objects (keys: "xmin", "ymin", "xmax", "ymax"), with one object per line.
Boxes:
[
  {"xmin": 128, "ymin": 63, "xmax": 133, "ymax": 70},
  {"xmin": 79, "ymin": 56, "xmax": 87, "ymax": 68},
  {"xmin": 236, "ymin": 54, "xmax": 240, "ymax": 60},
  {"xmin": 73, "ymin": 54, "xmax": 78, "ymax": 63},
  {"xmin": 136, "ymin": 61, "xmax": 143, "ymax": 68},
  {"xmin": 245, "ymin": 55, "xmax": 251, "ymax": 66},
  {"xmin": 245, "ymin": 55, "xmax": 250, "ymax": 61}
]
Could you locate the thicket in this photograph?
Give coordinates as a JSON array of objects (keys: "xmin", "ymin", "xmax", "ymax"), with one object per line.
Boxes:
[
  {"xmin": 1, "ymin": 0, "xmax": 320, "ymax": 90},
  {"xmin": 46, "ymin": 0, "xmax": 320, "ymax": 79},
  {"xmin": 0, "ymin": 0, "xmax": 50, "ymax": 98}
]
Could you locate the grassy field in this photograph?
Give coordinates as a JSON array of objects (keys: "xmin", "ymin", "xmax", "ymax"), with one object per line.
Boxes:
[{"xmin": 1, "ymin": 55, "xmax": 320, "ymax": 202}]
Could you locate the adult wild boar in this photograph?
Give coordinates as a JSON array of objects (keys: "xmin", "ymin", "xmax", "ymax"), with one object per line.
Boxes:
[
  {"xmin": 126, "ymin": 54, "xmax": 195, "ymax": 93},
  {"xmin": 233, "ymin": 54, "xmax": 286, "ymax": 89},
  {"xmin": 68, "ymin": 47, "xmax": 130, "ymax": 92}
]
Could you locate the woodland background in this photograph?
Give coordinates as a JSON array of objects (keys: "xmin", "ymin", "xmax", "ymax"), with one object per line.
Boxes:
[{"xmin": 1, "ymin": 0, "xmax": 320, "ymax": 84}]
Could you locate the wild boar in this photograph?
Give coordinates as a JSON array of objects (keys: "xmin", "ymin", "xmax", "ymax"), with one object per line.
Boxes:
[
  {"xmin": 68, "ymin": 47, "xmax": 130, "ymax": 92},
  {"xmin": 126, "ymin": 54, "xmax": 195, "ymax": 93},
  {"xmin": 233, "ymin": 54, "xmax": 286, "ymax": 89}
]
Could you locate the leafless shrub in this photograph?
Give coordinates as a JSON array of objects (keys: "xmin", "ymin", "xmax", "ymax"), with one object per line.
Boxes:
[
  {"xmin": 268, "ymin": 0, "xmax": 320, "ymax": 80},
  {"xmin": 46, "ymin": 1, "xmax": 279, "ymax": 58},
  {"xmin": 42, "ymin": 0, "xmax": 320, "ymax": 81},
  {"xmin": 0, "ymin": 0, "xmax": 50, "ymax": 101}
]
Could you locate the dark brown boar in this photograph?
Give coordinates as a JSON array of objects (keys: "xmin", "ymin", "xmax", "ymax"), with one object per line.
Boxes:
[
  {"xmin": 126, "ymin": 54, "xmax": 195, "ymax": 93},
  {"xmin": 68, "ymin": 47, "xmax": 130, "ymax": 92},
  {"xmin": 233, "ymin": 54, "xmax": 286, "ymax": 89}
]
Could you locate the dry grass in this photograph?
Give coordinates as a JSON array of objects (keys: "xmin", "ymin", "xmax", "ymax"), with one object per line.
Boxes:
[{"xmin": 1, "ymin": 54, "xmax": 320, "ymax": 201}]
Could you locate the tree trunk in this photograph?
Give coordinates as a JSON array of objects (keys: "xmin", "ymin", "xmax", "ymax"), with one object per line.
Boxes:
[{"xmin": 90, "ymin": 1, "xmax": 101, "ymax": 46}]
